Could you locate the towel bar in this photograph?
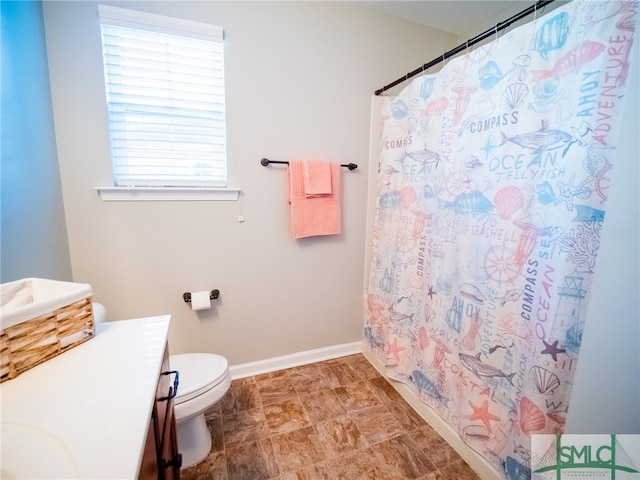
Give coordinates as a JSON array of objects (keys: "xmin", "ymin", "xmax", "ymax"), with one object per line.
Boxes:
[
  {"xmin": 260, "ymin": 158, "xmax": 357, "ymax": 170},
  {"xmin": 183, "ymin": 290, "xmax": 220, "ymax": 303}
]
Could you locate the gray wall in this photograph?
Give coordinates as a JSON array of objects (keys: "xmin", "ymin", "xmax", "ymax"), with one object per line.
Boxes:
[
  {"xmin": 41, "ymin": 1, "xmax": 456, "ymax": 364},
  {"xmin": 1, "ymin": 1, "xmax": 72, "ymax": 283}
]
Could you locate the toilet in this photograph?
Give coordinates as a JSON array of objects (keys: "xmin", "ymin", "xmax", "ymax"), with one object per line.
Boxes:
[
  {"xmin": 169, "ymin": 353, "xmax": 231, "ymax": 468},
  {"xmin": 92, "ymin": 303, "xmax": 232, "ymax": 469}
]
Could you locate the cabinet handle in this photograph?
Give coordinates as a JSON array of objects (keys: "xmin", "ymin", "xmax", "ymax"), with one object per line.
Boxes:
[
  {"xmin": 159, "ymin": 370, "xmax": 179, "ymax": 401},
  {"xmin": 156, "ymin": 369, "xmax": 180, "ymax": 477}
]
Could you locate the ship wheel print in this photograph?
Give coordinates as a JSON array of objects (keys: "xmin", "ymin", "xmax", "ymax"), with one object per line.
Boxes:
[
  {"xmin": 594, "ymin": 162, "xmax": 613, "ymax": 204},
  {"xmin": 396, "ymin": 225, "xmax": 417, "ymax": 253},
  {"xmin": 445, "ymin": 170, "xmax": 472, "ymax": 197},
  {"xmin": 483, "ymin": 245, "xmax": 520, "ymax": 285}
]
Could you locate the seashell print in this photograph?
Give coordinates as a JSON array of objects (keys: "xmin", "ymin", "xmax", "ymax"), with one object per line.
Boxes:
[
  {"xmin": 529, "ymin": 366, "xmax": 560, "ymax": 395},
  {"xmin": 519, "ymin": 396, "xmax": 545, "ymax": 435},
  {"xmin": 501, "ymin": 83, "xmax": 529, "ymax": 110},
  {"xmin": 459, "ymin": 283, "xmax": 485, "ymax": 304},
  {"xmin": 553, "ymin": 422, "xmax": 565, "ymax": 434},
  {"xmin": 494, "ymin": 186, "xmax": 525, "ymax": 220},
  {"xmin": 462, "ymin": 424, "xmax": 491, "ymax": 441},
  {"xmin": 400, "ymin": 186, "xmax": 417, "ymax": 209},
  {"xmin": 547, "ymin": 407, "xmax": 567, "ymax": 425},
  {"xmin": 618, "ymin": 13, "xmax": 637, "ymax": 31},
  {"xmin": 424, "ymin": 304, "xmax": 436, "ymax": 323},
  {"xmin": 462, "ymin": 425, "xmax": 495, "ymax": 452}
]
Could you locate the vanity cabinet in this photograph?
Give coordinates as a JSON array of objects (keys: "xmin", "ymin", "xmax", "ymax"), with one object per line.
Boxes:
[
  {"xmin": 2, "ymin": 315, "xmax": 175, "ymax": 478},
  {"xmin": 139, "ymin": 343, "xmax": 181, "ymax": 480}
]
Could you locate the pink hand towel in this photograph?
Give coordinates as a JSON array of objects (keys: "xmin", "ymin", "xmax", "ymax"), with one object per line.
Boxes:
[
  {"xmin": 303, "ymin": 159, "xmax": 332, "ymax": 196},
  {"xmin": 288, "ymin": 159, "xmax": 341, "ymax": 239}
]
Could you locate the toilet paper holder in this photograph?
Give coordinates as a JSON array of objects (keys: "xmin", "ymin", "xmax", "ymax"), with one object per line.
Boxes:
[{"xmin": 183, "ymin": 290, "xmax": 220, "ymax": 303}]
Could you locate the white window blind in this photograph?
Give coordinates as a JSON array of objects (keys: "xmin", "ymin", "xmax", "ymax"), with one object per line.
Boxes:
[{"xmin": 98, "ymin": 5, "xmax": 227, "ymax": 188}]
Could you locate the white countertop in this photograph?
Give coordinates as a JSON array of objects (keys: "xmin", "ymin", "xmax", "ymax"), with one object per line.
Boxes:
[{"xmin": 0, "ymin": 315, "xmax": 171, "ymax": 479}]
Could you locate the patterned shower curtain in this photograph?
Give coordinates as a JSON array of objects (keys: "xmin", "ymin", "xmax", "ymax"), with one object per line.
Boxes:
[{"xmin": 365, "ymin": 1, "xmax": 638, "ymax": 478}]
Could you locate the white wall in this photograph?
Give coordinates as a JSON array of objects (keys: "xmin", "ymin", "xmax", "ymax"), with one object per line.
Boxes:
[{"xmin": 42, "ymin": 1, "xmax": 455, "ymax": 364}]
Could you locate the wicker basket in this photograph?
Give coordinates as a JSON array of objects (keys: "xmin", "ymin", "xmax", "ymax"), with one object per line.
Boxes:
[{"xmin": 1, "ymin": 278, "xmax": 95, "ymax": 383}]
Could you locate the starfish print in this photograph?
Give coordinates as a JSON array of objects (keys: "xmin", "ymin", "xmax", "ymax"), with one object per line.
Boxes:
[
  {"xmin": 541, "ymin": 339, "xmax": 566, "ymax": 361},
  {"xmin": 469, "ymin": 399, "xmax": 501, "ymax": 432},
  {"xmin": 385, "ymin": 337, "xmax": 406, "ymax": 363},
  {"xmin": 427, "ymin": 286, "xmax": 437, "ymax": 300},
  {"xmin": 554, "ymin": 174, "xmax": 591, "ymax": 211},
  {"xmin": 481, "ymin": 136, "xmax": 498, "ymax": 159}
]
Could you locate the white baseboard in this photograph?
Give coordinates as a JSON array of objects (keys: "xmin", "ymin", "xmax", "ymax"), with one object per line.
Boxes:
[
  {"xmin": 229, "ymin": 341, "xmax": 363, "ymax": 379},
  {"xmin": 361, "ymin": 348, "xmax": 502, "ymax": 480}
]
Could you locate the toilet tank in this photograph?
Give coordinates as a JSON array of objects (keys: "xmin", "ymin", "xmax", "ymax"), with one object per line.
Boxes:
[{"xmin": 93, "ymin": 302, "xmax": 107, "ymax": 323}]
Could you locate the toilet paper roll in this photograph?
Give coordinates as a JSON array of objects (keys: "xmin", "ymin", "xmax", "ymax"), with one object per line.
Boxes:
[{"xmin": 190, "ymin": 291, "xmax": 211, "ymax": 311}]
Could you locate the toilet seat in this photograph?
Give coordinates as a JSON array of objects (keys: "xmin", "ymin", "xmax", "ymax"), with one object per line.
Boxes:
[
  {"xmin": 168, "ymin": 353, "xmax": 232, "ymax": 469},
  {"xmin": 170, "ymin": 353, "xmax": 229, "ymax": 405}
]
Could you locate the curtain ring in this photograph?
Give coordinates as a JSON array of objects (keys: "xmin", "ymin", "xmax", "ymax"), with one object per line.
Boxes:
[{"xmin": 534, "ymin": 1, "xmax": 538, "ymax": 20}]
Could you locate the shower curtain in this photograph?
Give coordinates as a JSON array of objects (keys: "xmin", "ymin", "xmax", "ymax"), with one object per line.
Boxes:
[{"xmin": 365, "ymin": 1, "xmax": 638, "ymax": 478}]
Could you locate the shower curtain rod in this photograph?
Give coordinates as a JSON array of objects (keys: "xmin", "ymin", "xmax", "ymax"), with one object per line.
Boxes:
[{"xmin": 374, "ymin": 0, "xmax": 555, "ymax": 95}]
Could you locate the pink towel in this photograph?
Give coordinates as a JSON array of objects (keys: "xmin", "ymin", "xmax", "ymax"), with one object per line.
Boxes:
[
  {"xmin": 288, "ymin": 159, "xmax": 341, "ymax": 239},
  {"xmin": 303, "ymin": 159, "xmax": 332, "ymax": 196}
]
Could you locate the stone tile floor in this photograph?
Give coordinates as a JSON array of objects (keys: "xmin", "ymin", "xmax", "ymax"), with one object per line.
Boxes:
[{"xmin": 181, "ymin": 354, "xmax": 481, "ymax": 480}]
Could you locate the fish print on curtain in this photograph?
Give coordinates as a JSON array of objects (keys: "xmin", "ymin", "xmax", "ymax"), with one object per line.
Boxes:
[{"xmin": 365, "ymin": 0, "xmax": 638, "ymax": 478}]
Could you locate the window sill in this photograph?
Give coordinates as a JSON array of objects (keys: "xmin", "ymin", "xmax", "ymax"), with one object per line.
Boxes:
[{"xmin": 94, "ymin": 186, "xmax": 241, "ymax": 202}]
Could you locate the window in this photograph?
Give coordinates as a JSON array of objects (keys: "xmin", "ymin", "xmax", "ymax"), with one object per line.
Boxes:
[{"xmin": 98, "ymin": 5, "xmax": 227, "ymax": 189}]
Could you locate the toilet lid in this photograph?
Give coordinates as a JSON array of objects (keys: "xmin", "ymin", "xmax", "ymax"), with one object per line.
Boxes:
[{"xmin": 169, "ymin": 353, "xmax": 229, "ymax": 404}]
